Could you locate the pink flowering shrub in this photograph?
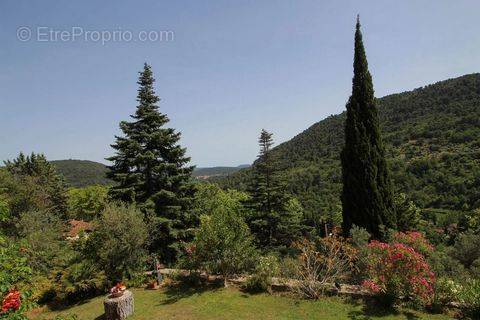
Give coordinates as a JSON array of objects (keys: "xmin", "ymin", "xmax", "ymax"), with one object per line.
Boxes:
[
  {"xmin": 362, "ymin": 240, "xmax": 436, "ymax": 307},
  {"xmin": 391, "ymin": 231, "xmax": 434, "ymax": 256}
]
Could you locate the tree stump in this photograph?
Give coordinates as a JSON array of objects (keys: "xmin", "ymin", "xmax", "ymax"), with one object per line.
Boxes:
[{"xmin": 104, "ymin": 290, "xmax": 134, "ymax": 320}]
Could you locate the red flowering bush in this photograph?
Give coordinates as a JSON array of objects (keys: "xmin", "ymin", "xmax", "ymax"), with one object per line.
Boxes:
[
  {"xmin": 362, "ymin": 240, "xmax": 435, "ymax": 307},
  {"xmin": 1, "ymin": 289, "xmax": 21, "ymax": 313},
  {"xmin": 391, "ymin": 231, "xmax": 434, "ymax": 256},
  {"xmin": 0, "ymin": 289, "xmax": 29, "ymax": 320}
]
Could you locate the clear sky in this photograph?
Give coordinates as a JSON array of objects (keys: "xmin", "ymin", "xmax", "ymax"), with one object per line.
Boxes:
[{"xmin": 1, "ymin": 1, "xmax": 479, "ymax": 167}]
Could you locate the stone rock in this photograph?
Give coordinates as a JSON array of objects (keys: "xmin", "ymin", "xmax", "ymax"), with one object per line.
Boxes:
[{"xmin": 104, "ymin": 290, "xmax": 134, "ymax": 320}]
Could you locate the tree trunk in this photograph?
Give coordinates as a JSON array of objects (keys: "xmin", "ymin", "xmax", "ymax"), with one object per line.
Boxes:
[{"xmin": 104, "ymin": 290, "xmax": 134, "ymax": 320}]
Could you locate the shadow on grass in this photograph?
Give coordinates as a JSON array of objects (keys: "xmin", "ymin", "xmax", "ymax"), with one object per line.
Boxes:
[
  {"xmin": 346, "ymin": 297, "xmax": 420, "ymax": 320},
  {"xmin": 158, "ymin": 280, "xmax": 223, "ymax": 306},
  {"xmin": 46, "ymin": 296, "xmax": 96, "ymax": 312}
]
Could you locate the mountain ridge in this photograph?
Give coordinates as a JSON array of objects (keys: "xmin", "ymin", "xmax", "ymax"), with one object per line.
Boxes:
[
  {"xmin": 220, "ymin": 73, "xmax": 480, "ymax": 219},
  {"xmin": 51, "ymin": 159, "xmax": 250, "ymax": 187}
]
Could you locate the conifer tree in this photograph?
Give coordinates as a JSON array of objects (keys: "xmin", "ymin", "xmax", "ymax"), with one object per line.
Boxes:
[
  {"xmin": 4, "ymin": 152, "xmax": 68, "ymax": 218},
  {"xmin": 341, "ymin": 17, "xmax": 396, "ymax": 239},
  {"xmin": 246, "ymin": 129, "xmax": 303, "ymax": 250},
  {"xmin": 107, "ymin": 63, "xmax": 196, "ymax": 263}
]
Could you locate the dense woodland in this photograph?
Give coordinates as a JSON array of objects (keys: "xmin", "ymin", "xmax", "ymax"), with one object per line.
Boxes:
[
  {"xmin": 52, "ymin": 160, "xmax": 112, "ymax": 188},
  {"xmin": 219, "ymin": 73, "xmax": 480, "ymax": 230},
  {"xmin": 1, "ymin": 19, "xmax": 479, "ymax": 320}
]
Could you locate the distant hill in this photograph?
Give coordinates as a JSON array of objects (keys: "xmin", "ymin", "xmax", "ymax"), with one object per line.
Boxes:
[
  {"xmin": 220, "ymin": 74, "xmax": 480, "ymax": 219},
  {"xmin": 51, "ymin": 159, "xmax": 249, "ymax": 187},
  {"xmin": 51, "ymin": 160, "xmax": 112, "ymax": 188},
  {"xmin": 193, "ymin": 165, "xmax": 250, "ymax": 180}
]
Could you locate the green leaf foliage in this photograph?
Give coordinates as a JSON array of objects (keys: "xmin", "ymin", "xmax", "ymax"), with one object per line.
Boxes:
[
  {"xmin": 67, "ymin": 185, "xmax": 108, "ymax": 221},
  {"xmin": 3, "ymin": 153, "xmax": 68, "ymax": 219},
  {"xmin": 190, "ymin": 196, "xmax": 257, "ymax": 285},
  {"xmin": 84, "ymin": 202, "xmax": 148, "ymax": 284}
]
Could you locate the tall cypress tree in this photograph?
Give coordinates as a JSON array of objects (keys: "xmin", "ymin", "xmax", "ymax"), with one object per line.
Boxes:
[
  {"xmin": 341, "ymin": 17, "xmax": 396, "ymax": 239},
  {"xmin": 246, "ymin": 129, "xmax": 303, "ymax": 250},
  {"xmin": 107, "ymin": 63, "xmax": 196, "ymax": 263}
]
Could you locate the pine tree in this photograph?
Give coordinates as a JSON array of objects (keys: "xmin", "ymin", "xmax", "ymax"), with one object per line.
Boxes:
[
  {"xmin": 246, "ymin": 129, "xmax": 303, "ymax": 250},
  {"xmin": 107, "ymin": 63, "xmax": 196, "ymax": 263},
  {"xmin": 341, "ymin": 17, "xmax": 396, "ymax": 239}
]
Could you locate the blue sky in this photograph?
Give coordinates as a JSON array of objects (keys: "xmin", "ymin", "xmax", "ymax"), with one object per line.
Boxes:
[{"xmin": 1, "ymin": 1, "xmax": 479, "ymax": 167}]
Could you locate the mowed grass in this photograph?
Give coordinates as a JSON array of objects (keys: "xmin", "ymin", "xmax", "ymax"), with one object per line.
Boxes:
[{"xmin": 30, "ymin": 286, "xmax": 453, "ymax": 320}]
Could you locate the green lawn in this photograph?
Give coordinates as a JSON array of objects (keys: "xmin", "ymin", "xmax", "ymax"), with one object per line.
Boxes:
[{"xmin": 30, "ymin": 286, "xmax": 453, "ymax": 320}]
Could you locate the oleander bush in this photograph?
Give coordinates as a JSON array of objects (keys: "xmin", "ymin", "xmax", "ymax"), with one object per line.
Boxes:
[
  {"xmin": 362, "ymin": 239, "xmax": 436, "ymax": 308},
  {"xmin": 391, "ymin": 231, "xmax": 434, "ymax": 257}
]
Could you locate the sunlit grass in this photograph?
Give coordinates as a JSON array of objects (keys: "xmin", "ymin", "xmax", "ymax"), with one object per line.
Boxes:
[{"xmin": 30, "ymin": 286, "xmax": 453, "ymax": 320}]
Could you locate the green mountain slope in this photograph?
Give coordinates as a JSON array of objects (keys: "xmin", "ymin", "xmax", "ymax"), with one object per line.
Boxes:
[
  {"xmin": 51, "ymin": 160, "xmax": 112, "ymax": 188},
  {"xmin": 193, "ymin": 165, "xmax": 250, "ymax": 179},
  {"xmin": 220, "ymin": 73, "xmax": 480, "ymax": 218}
]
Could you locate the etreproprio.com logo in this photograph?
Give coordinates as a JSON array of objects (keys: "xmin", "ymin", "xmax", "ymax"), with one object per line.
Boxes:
[{"xmin": 17, "ymin": 26, "xmax": 174, "ymax": 45}]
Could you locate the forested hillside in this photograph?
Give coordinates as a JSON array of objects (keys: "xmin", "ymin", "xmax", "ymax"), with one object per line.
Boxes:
[
  {"xmin": 220, "ymin": 73, "xmax": 480, "ymax": 219},
  {"xmin": 51, "ymin": 159, "xmax": 249, "ymax": 187},
  {"xmin": 193, "ymin": 165, "xmax": 249, "ymax": 179},
  {"xmin": 52, "ymin": 159, "xmax": 112, "ymax": 187}
]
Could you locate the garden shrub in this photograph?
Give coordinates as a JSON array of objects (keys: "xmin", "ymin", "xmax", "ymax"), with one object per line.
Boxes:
[
  {"xmin": 15, "ymin": 210, "xmax": 68, "ymax": 274},
  {"xmin": 29, "ymin": 275, "xmax": 56, "ymax": 303},
  {"xmin": 0, "ymin": 233, "xmax": 33, "ymax": 319},
  {"xmin": 428, "ymin": 249, "xmax": 467, "ymax": 280},
  {"xmin": 430, "ymin": 277, "xmax": 462, "ymax": 313},
  {"xmin": 292, "ymin": 234, "xmax": 357, "ymax": 299},
  {"xmin": 349, "ymin": 225, "xmax": 370, "ymax": 248},
  {"xmin": 125, "ymin": 272, "xmax": 149, "ymax": 288},
  {"xmin": 471, "ymin": 258, "xmax": 480, "ymax": 278},
  {"xmin": 278, "ymin": 256, "xmax": 298, "ymax": 280},
  {"xmin": 52, "ymin": 262, "xmax": 106, "ymax": 302},
  {"xmin": 450, "ymin": 231, "xmax": 480, "ymax": 268},
  {"xmin": 349, "ymin": 226, "xmax": 370, "ymax": 283},
  {"xmin": 189, "ymin": 206, "xmax": 257, "ymax": 287},
  {"xmin": 459, "ymin": 278, "xmax": 480, "ymax": 319},
  {"xmin": 67, "ymin": 185, "xmax": 108, "ymax": 221},
  {"xmin": 244, "ymin": 255, "xmax": 280, "ymax": 293},
  {"xmin": 362, "ymin": 240, "xmax": 436, "ymax": 308},
  {"xmin": 0, "ymin": 289, "xmax": 29, "ymax": 320},
  {"xmin": 391, "ymin": 231, "xmax": 434, "ymax": 256},
  {"xmin": 0, "ymin": 236, "xmax": 31, "ymax": 295},
  {"xmin": 466, "ymin": 208, "xmax": 480, "ymax": 234},
  {"xmin": 83, "ymin": 202, "xmax": 148, "ymax": 284},
  {"xmin": 395, "ymin": 193, "xmax": 421, "ymax": 231}
]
